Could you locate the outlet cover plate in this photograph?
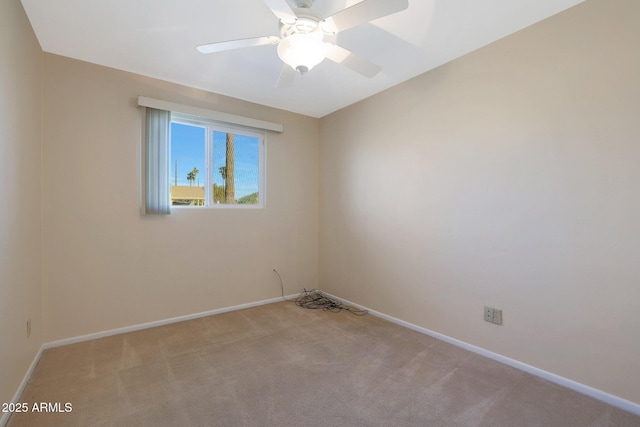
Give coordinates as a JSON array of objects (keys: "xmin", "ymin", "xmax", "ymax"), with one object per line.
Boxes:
[
  {"xmin": 484, "ymin": 306, "xmax": 494, "ymax": 322},
  {"xmin": 493, "ymin": 309, "xmax": 503, "ymax": 325}
]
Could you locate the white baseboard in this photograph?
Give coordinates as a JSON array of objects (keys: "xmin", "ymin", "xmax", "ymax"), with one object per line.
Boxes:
[
  {"xmin": 44, "ymin": 295, "xmax": 296, "ymax": 349},
  {"xmin": 0, "ymin": 345, "xmax": 44, "ymax": 427},
  {"xmin": 322, "ymin": 291, "xmax": 640, "ymax": 416}
]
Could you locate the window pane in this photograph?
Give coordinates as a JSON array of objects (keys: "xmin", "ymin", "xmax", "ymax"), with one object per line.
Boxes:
[
  {"xmin": 170, "ymin": 123, "xmax": 205, "ymax": 206},
  {"xmin": 212, "ymin": 131, "xmax": 260, "ymax": 205}
]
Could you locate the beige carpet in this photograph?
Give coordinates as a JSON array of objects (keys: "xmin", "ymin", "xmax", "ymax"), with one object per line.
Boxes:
[{"xmin": 7, "ymin": 301, "xmax": 640, "ymax": 426}]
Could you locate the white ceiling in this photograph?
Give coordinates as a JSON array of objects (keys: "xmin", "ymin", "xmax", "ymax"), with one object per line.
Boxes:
[{"xmin": 21, "ymin": 0, "xmax": 583, "ymax": 118}]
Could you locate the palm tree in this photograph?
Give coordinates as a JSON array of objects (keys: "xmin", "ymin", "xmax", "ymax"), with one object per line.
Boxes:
[
  {"xmin": 213, "ymin": 183, "xmax": 225, "ymax": 204},
  {"xmin": 191, "ymin": 167, "xmax": 199, "ymax": 186},
  {"xmin": 224, "ymin": 133, "xmax": 235, "ymax": 203}
]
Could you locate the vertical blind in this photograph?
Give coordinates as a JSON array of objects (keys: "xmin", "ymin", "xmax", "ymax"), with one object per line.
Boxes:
[{"xmin": 145, "ymin": 107, "xmax": 171, "ymax": 215}]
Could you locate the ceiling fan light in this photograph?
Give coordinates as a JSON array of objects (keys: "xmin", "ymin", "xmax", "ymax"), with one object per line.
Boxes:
[{"xmin": 277, "ymin": 32, "xmax": 327, "ymax": 73}]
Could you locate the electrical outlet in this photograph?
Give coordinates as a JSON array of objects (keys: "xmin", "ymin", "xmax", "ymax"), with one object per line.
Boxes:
[
  {"xmin": 27, "ymin": 318, "xmax": 31, "ymax": 338},
  {"xmin": 484, "ymin": 306, "xmax": 494, "ymax": 322},
  {"xmin": 492, "ymin": 309, "xmax": 503, "ymax": 325},
  {"xmin": 484, "ymin": 306, "xmax": 503, "ymax": 325}
]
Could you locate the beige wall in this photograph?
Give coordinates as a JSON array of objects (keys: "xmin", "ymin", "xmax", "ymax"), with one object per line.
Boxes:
[
  {"xmin": 319, "ymin": 0, "xmax": 640, "ymax": 404},
  {"xmin": 0, "ymin": 0, "xmax": 43, "ymax": 406},
  {"xmin": 41, "ymin": 54, "xmax": 319, "ymax": 342}
]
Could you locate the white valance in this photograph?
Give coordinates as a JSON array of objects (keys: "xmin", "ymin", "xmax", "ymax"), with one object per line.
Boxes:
[{"xmin": 137, "ymin": 96, "xmax": 283, "ymax": 133}]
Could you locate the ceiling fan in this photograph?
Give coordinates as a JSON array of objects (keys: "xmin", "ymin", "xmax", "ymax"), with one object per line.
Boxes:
[{"xmin": 196, "ymin": 0, "xmax": 409, "ymax": 87}]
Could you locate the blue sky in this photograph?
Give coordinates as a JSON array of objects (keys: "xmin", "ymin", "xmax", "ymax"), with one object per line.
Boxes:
[{"xmin": 170, "ymin": 122, "xmax": 260, "ymax": 198}]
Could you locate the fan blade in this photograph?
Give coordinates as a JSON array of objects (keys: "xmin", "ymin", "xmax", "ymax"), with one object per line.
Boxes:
[
  {"xmin": 326, "ymin": 44, "xmax": 381, "ymax": 78},
  {"xmin": 326, "ymin": 0, "xmax": 408, "ymax": 33},
  {"xmin": 262, "ymin": 0, "xmax": 297, "ymax": 24},
  {"xmin": 196, "ymin": 36, "xmax": 280, "ymax": 54},
  {"xmin": 276, "ymin": 63, "xmax": 296, "ymax": 88}
]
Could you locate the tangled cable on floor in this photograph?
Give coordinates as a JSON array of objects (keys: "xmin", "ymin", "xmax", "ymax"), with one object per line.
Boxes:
[
  {"xmin": 294, "ymin": 289, "xmax": 369, "ymax": 316},
  {"xmin": 272, "ymin": 269, "xmax": 368, "ymax": 316}
]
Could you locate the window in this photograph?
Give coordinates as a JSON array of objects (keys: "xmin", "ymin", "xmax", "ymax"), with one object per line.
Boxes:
[{"xmin": 170, "ymin": 114, "xmax": 265, "ymax": 207}]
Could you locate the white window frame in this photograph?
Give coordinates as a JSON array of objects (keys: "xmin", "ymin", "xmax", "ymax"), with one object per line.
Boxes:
[{"xmin": 170, "ymin": 113, "xmax": 266, "ymax": 209}]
